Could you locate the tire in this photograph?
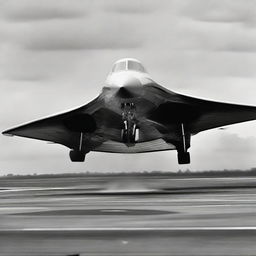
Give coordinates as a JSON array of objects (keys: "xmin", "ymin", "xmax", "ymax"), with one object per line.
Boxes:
[
  {"xmin": 121, "ymin": 126, "xmax": 135, "ymax": 143},
  {"xmin": 121, "ymin": 129, "xmax": 128, "ymax": 143},
  {"xmin": 69, "ymin": 150, "xmax": 86, "ymax": 162},
  {"xmin": 178, "ymin": 152, "xmax": 190, "ymax": 164},
  {"xmin": 135, "ymin": 128, "xmax": 139, "ymax": 142}
]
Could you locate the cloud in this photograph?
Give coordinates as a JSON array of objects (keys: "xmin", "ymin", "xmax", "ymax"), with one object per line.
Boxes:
[
  {"xmin": 173, "ymin": 0, "xmax": 256, "ymax": 53},
  {"xmin": 190, "ymin": 131, "xmax": 256, "ymax": 170},
  {"xmin": 102, "ymin": 1, "xmax": 157, "ymax": 14},
  {"xmin": 25, "ymin": 28, "xmax": 143, "ymax": 51},
  {"xmin": 0, "ymin": 47, "xmax": 52, "ymax": 81},
  {"xmin": 211, "ymin": 132, "xmax": 256, "ymax": 168},
  {"xmin": 18, "ymin": 18, "xmax": 144, "ymax": 51},
  {"xmin": 0, "ymin": 6, "xmax": 145, "ymax": 51},
  {"xmin": 1, "ymin": 0, "xmax": 86, "ymax": 21},
  {"xmin": 167, "ymin": 17, "xmax": 256, "ymax": 53},
  {"xmin": 216, "ymin": 133, "xmax": 256, "ymax": 153},
  {"xmin": 215, "ymin": 36, "xmax": 256, "ymax": 52},
  {"xmin": 6, "ymin": 74, "xmax": 47, "ymax": 82},
  {"xmin": 182, "ymin": 0, "xmax": 256, "ymax": 26}
]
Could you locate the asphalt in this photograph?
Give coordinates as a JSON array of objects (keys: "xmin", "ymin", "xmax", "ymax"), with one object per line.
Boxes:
[{"xmin": 1, "ymin": 175, "xmax": 256, "ymax": 255}]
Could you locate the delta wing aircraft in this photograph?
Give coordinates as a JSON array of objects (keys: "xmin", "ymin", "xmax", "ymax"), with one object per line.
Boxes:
[{"xmin": 3, "ymin": 58, "xmax": 256, "ymax": 164}]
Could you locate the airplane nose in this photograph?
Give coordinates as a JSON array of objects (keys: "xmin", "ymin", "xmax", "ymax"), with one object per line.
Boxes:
[
  {"xmin": 120, "ymin": 77, "xmax": 141, "ymax": 88},
  {"xmin": 116, "ymin": 77, "xmax": 141, "ymax": 98}
]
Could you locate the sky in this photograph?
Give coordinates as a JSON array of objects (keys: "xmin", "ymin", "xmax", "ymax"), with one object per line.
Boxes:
[{"xmin": 1, "ymin": 0, "xmax": 256, "ymax": 174}]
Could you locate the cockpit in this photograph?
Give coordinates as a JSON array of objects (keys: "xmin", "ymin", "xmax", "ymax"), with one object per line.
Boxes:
[{"xmin": 111, "ymin": 58, "xmax": 146, "ymax": 73}]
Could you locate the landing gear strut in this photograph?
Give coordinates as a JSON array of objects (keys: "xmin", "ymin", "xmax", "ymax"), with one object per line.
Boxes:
[
  {"xmin": 177, "ymin": 123, "xmax": 190, "ymax": 164},
  {"xmin": 69, "ymin": 132, "xmax": 86, "ymax": 162},
  {"xmin": 121, "ymin": 103, "xmax": 139, "ymax": 145}
]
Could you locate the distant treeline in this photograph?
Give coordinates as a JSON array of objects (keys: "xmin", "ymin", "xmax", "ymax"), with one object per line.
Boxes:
[{"xmin": 1, "ymin": 168, "xmax": 256, "ymax": 179}]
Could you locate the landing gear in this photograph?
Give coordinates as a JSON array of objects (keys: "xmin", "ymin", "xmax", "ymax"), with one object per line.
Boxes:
[
  {"xmin": 121, "ymin": 102, "xmax": 139, "ymax": 145},
  {"xmin": 178, "ymin": 152, "xmax": 190, "ymax": 164},
  {"xmin": 121, "ymin": 122, "xmax": 139, "ymax": 144},
  {"xmin": 69, "ymin": 150, "xmax": 86, "ymax": 162},
  {"xmin": 177, "ymin": 123, "xmax": 191, "ymax": 164},
  {"xmin": 69, "ymin": 132, "xmax": 86, "ymax": 162}
]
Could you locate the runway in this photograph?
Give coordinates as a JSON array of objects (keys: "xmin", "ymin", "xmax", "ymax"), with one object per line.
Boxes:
[{"xmin": 1, "ymin": 174, "xmax": 256, "ymax": 255}]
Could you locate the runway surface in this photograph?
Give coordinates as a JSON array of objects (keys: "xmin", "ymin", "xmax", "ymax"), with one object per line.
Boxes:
[{"xmin": 1, "ymin": 174, "xmax": 256, "ymax": 255}]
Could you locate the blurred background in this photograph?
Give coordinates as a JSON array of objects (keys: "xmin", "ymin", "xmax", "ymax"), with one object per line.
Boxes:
[{"xmin": 1, "ymin": 0, "xmax": 256, "ymax": 174}]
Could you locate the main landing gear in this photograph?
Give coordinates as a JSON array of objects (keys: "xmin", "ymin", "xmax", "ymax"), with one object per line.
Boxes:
[
  {"xmin": 178, "ymin": 151, "xmax": 190, "ymax": 165},
  {"xmin": 69, "ymin": 132, "xmax": 86, "ymax": 162},
  {"xmin": 121, "ymin": 102, "xmax": 139, "ymax": 145},
  {"xmin": 69, "ymin": 150, "xmax": 86, "ymax": 162},
  {"xmin": 177, "ymin": 123, "xmax": 190, "ymax": 164}
]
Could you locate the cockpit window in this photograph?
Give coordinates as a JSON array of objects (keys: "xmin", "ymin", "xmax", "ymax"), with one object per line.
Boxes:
[
  {"xmin": 111, "ymin": 59, "xmax": 146, "ymax": 73},
  {"xmin": 127, "ymin": 60, "xmax": 145, "ymax": 72},
  {"xmin": 112, "ymin": 61, "xmax": 126, "ymax": 72}
]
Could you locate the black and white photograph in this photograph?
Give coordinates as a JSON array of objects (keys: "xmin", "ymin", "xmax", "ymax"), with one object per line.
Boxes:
[{"xmin": 1, "ymin": 0, "xmax": 256, "ymax": 255}]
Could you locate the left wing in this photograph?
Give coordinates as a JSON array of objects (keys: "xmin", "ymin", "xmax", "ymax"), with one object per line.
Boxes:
[
  {"xmin": 148, "ymin": 84, "xmax": 256, "ymax": 134},
  {"xmin": 179, "ymin": 94, "xmax": 256, "ymax": 134}
]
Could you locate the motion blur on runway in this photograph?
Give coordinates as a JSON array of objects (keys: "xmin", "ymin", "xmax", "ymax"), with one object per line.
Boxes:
[{"xmin": 1, "ymin": 173, "xmax": 256, "ymax": 256}]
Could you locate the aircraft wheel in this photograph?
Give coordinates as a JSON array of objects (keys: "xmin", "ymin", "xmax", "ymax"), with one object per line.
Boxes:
[
  {"xmin": 131, "ymin": 124, "xmax": 137, "ymax": 143},
  {"xmin": 178, "ymin": 152, "xmax": 190, "ymax": 164},
  {"xmin": 69, "ymin": 150, "xmax": 86, "ymax": 162},
  {"xmin": 121, "ymin": 129, "xmax": 128, "ymax": 143},
  {"xmin": 121, "ymin": 124, "xmax": 137, "ymax": 144},
  {"xmin": 135, "ymin": 127, "xmax": 139, "ymax": 142}
]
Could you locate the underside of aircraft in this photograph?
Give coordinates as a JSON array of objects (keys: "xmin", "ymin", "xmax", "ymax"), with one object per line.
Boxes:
[{"xmin": 3, "ymin": 58, "xmax": 256, "ymax": 164}]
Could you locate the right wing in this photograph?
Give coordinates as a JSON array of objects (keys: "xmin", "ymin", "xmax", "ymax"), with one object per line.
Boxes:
[{"xmin": 2, "ymin": 96, "xmax": 102, "ymax": 149}]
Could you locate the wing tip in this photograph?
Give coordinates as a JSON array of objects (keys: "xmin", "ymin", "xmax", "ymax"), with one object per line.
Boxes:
[{"xmin": 2, "ymin": 129, "xmax": 14, "ymax": 137}]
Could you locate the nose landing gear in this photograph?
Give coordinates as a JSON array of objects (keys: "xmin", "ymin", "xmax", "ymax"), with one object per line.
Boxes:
[
  {"xmin": 121, "ymin": 121, "xmax": 139, "ymax": 144},
  {"xmin": 121, "ymin": 103, "xmax": 139, "ymax": 145}
]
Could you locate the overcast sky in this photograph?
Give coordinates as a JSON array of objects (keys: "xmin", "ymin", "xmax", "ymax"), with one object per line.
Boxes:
[{"xmin": 1, "ymin": 0, "xmax": 256, "ymax": 174}]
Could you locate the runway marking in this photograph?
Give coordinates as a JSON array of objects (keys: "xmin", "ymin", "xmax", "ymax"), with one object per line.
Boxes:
[{"xmin": 2, "ymin": 227, "xmax": 256, "ymax": 232}]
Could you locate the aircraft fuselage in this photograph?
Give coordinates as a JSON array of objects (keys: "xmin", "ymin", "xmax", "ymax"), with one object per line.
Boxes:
[{"xmin": 96, "ymin": 59, "xmax": 183, "ymax": 148}]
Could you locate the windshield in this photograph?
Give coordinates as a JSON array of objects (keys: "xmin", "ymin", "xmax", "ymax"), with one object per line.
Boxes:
[
  {"xmin": 128, "ymin": 60, "xmax": 145, "ymax": 72},
  {"xmin": 111, "ymin": 59, "xmax": 146, "ymax": 73},
  {"xmin": 112, "ymin": 61, "xmax": 126, "ymax": 72}
]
